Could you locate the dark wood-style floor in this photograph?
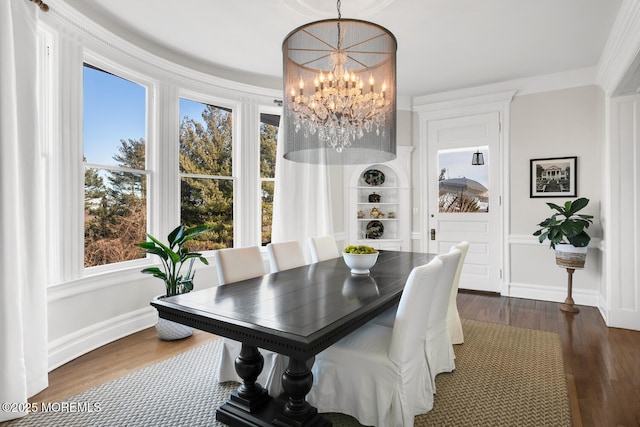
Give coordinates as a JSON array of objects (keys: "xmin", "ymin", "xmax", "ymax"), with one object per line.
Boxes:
[{"xmin": 29, "ymin": 292, "xmax": 640, "ymax": 426}]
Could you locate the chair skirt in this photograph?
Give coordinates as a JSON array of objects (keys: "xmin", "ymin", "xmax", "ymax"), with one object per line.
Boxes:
[{"xmin": 307, "ymin": 323, "xmax": 433, "ymax": 427}]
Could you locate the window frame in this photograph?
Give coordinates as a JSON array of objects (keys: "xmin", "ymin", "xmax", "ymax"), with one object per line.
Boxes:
[
  {"xmin": 178, "ymin": 94, "xmax": 237, "ymax": 249},
  {"xmin": 82, "ymin": 62, "xmax": 152, "ymax": 271},
  {"xmin": 258, "ymin": 108, "xmax": 281, "ymax": 245},
  {"xmin": 42, "ymin": 16, "xmax": 281, "ymax": 295}
]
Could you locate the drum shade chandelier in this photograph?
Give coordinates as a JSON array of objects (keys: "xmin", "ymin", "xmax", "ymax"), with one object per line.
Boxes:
[{"xmin": 282, "ymin": 0, "xmax": 397, "ymax": 164}]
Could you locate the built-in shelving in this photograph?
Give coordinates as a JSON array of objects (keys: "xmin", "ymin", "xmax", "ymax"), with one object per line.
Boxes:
[{"xmin": 344, "ymin": 147, "xmax": 413, "ymax": 251}]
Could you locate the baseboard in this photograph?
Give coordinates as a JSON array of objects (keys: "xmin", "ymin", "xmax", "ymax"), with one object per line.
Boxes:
[
  {"xmin": 458, "ymin": 289, "xmax": 501, "ymax": 297},
  {"xmin": 47, "ymin": 306, "xmax": 157, "ymax": 371},
  {"xmin": 506, "ymin": 282, "xmax": 599, "ymax": 307}
]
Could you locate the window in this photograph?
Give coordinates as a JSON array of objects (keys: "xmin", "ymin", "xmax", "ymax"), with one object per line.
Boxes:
[
  {"xmin": 437, "ymin": 147, "xmax": 489, "ymax": 213},
  {"xmin": 260, "ymin": 113, "xmax": 279, "ymax": 245},
  {"xmin": 179, "ymin": 98, "xmax": 233, "ymax": 250},
  {"xmin": 83, "ymin": 64, "xmax": 148, "ymax": 268}
]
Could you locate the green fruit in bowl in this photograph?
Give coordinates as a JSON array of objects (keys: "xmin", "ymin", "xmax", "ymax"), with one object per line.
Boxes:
[{"xmin": 343, "ymin": 245, "xmax": 377, "ymax": 254}]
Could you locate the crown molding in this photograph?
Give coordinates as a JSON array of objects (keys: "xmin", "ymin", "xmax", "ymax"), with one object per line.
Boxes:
[
  {"xmin": 412, "ymin": 90, "xmax": 515, "ymax": 117},
  {"xmin": 412, "ymin": 67, "xmax": 597, "ymax": 110},
  {"xmin": 42, "ymin": 0, "xmax": 281, "ymax": 101},
  {"xmin": 595, "ymin": 0, "xmax": 640, "ymax": 95}
]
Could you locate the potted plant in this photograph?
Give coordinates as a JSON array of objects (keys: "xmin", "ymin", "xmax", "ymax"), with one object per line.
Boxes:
[
  {"xmin": 533, "ymin": 197, "xmax": 594, "ymax": 269},
  {"xmin": 136, "ymin": 224, "xmax": 212, "ymax": 340}
]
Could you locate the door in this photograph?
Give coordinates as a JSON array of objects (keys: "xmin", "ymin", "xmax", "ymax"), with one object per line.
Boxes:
[{"xmin": 427, "ymin": 112, "xmax": 501, "ymax": 292}]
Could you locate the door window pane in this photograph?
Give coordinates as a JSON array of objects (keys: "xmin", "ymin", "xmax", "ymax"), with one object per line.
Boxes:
[{"xmin": 438, "ymin": 147, "xmax": 489, "ymax": 213}]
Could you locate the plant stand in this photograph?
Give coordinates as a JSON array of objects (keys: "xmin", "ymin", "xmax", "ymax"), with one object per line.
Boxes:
[{"xmin": 559, "ymin": 268, "xmax": 579, "ymax": 313}]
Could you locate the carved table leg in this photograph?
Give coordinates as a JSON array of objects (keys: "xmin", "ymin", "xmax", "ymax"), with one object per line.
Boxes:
[
  {"xmin": 227, "ymin": 343, "xmax": 271, "ymax": 412},
  {"xmin": 274, "ymin": 357, "xmax": 330, "ymax": 427}
]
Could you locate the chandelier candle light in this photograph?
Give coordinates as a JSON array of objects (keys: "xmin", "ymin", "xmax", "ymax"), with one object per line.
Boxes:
[{"xmin": 282, "ymin": 1, "xmax": 397, "ymax": 164}]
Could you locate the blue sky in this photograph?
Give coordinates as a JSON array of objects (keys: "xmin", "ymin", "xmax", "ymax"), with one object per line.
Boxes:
[
  {"xmin": 83, "ymin": 66, "xmax": 207, "ymax": 166},
  {"xmin": 83, "ymin": 66, "xmax": 146, "ymax": 166}
]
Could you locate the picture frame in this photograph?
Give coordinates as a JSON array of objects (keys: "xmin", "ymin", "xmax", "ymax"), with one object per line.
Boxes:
[{"xmin": 530, "ymin": 156, "xmax": 577, "ymax": 198}]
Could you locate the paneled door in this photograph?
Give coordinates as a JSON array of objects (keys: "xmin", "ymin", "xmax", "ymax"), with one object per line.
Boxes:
[{"xmin": 427, "ymin": 112, "xmax": 501, "ymax": 292}]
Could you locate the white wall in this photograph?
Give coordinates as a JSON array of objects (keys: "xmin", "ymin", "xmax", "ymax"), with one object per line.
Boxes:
[
  {"xmin": 507, "ymin": 86, "xmax": 603, "ymax": 305},
  {"xmin": 597, "ymin": 0, "xmax": 640, "ymax": 331},
  {"xmin": 46, "ymin": 261, "xmax": 221, "ymax": 370}
]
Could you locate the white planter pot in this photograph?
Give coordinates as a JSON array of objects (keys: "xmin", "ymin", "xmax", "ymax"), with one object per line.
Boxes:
[
  {"xmin": 153, "ymin": 295, "xmax": 193, "ymax": 340},
  {"xmin": 155, "ymin": 317, "xmax": 193, "ymax": 341},
  {"xmin": 554, "ymin": 244, "xmax": 587, "ymax": 269}
]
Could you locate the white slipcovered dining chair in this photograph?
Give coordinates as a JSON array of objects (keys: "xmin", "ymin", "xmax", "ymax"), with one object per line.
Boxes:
[
  {"xmin": 266, "ymin": 240, "xmax": 306, "ymax": 272},
  {"xmin": 306, "ymin": 257, "xmax": 444, "ymax": 427},
  {"xmin": 214, "ymin": 246, "xmax": 282, "ymax": 395},
  {"xmin": 422, "ymin": 248, "xmax": 460, "ymax": 386},
  {"xmin": 308, "ymin": 235, "xmax": 340, "ymax": 263},
  {"xmin": 369, "ymin": 249, "xmax": 461, "ymax": 390},
  {"xmin": 448, "ymin": 241, "xmax": 469, "ymax": 345},
  {"xmin": 213, "ymin": 246, "xmax": 266, "ymax": 286}
]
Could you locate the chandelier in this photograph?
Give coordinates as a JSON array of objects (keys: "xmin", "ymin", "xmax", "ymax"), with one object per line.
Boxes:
[{"xmin": 282, "ymin": 1, "xmax": 397, "ymax": 164}]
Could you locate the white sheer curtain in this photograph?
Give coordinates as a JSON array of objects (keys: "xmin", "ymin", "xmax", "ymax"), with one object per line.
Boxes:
[
  {"xmin": 272, "ymin": 118, "xmax": 334, "ymax": 261},
  {"xmin": 0, "ymin": 0, "xmax": 49, "ymax": 421}
]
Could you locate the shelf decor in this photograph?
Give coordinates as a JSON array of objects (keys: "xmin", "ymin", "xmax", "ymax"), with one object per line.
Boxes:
[
  {"xmin": 363, "ymin": 169, "xmax": 385, "ymax": 186},
  {"xmin": 366, "ymin": 220, "xmax": 384, "ymax": 239}
]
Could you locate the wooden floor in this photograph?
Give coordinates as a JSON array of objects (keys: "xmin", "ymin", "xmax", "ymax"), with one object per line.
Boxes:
[{"xmin": 29, "ymin": 292, "xmax": 640, "ymax": 427}]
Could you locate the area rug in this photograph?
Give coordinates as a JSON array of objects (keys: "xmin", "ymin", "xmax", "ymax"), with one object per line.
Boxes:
[{"xmin": 3, "ymin": 319, "xmax": 571, "ymax": 427}]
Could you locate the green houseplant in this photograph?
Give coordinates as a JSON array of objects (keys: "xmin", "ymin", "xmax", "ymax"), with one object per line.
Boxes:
[
  {"xmin": 136, "ymin": 224, "xmax": 212, "ymax": 339},
  {"xmin": 136, "ymin": 224, "xmax": 212, "ymax": 297},
  {"xmin": 533, "ymin": 197, "xmax": 593, "ymax": 268}
]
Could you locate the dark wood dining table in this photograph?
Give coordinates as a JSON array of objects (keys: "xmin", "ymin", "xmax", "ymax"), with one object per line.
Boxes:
[{"xmin": 151, "ymin": 250, "xmax": 436, "ymax": 427}]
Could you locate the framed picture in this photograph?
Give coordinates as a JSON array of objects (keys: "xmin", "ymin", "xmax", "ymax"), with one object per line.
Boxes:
[{"xmin": 530, "ymin": 156, "xmax": 577, "ymax": 198}]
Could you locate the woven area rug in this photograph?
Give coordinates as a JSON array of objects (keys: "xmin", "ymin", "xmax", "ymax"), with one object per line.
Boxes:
[{"xmin": 4, "ymin": 319, "xmax": 571, "ymax": 427}]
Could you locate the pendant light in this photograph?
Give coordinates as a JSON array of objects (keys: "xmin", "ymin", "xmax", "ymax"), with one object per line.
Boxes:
[
  {"xmin": 282, "ymin": 0, "xmax": 397, "ymax": 164},
  {"xmin": 472, "ymin": 149, "xmax": 484, "ymax": 165}
]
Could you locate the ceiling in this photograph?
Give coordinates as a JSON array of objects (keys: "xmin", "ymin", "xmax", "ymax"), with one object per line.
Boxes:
[{"xmin": 64, "ymin": 0, "xmax": 623, "ymax": 98}]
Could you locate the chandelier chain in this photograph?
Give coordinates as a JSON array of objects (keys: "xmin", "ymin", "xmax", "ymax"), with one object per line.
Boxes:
[{"xmin": 337, "ymin": 0, "xmax": 342, "ymax": 49}]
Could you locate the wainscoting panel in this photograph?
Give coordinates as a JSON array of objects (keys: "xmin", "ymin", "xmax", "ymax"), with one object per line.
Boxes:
[
  {"xmin": 47, "ymin": 307, "xmax": 157, "ymax": 371},
  {"xmin": 507, "ymin": 234, "xmax": 601, "ymax": 307}
]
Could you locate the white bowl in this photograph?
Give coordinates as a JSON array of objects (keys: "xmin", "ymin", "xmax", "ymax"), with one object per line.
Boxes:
[{"xmin": 342, "ymin": 252, "xmax": 379, "ymax": 275}]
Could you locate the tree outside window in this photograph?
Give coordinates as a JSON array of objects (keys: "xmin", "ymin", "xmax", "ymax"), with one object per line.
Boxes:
[{"xmin": 179, "ymin": 99, "xmax": 234, "ymax": 250}]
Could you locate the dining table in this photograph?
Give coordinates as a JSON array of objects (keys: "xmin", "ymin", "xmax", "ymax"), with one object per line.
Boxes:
[{"xmin": 151, "ymin": 249, "xmax": 437, "ymax": 427}]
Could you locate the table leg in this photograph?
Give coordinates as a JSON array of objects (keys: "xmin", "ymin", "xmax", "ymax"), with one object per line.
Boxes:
[
  {"xmin": 274, "ymin": 357, "xmax": 330, "ymax": 427},
  {"xmin": 227, "ymin": 343, "xmax": 271, "ymax": 412}
]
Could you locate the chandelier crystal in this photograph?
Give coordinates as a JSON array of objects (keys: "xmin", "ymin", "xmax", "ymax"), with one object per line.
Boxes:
[{"xmin": 282, "ymin": 2, "xmax": 397, "ymax": 164}]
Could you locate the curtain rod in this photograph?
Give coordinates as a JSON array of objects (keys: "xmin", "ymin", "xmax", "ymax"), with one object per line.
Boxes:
[{"xmin": 27, "ymin": 0, "xmax": 49, "ymax": 12}]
